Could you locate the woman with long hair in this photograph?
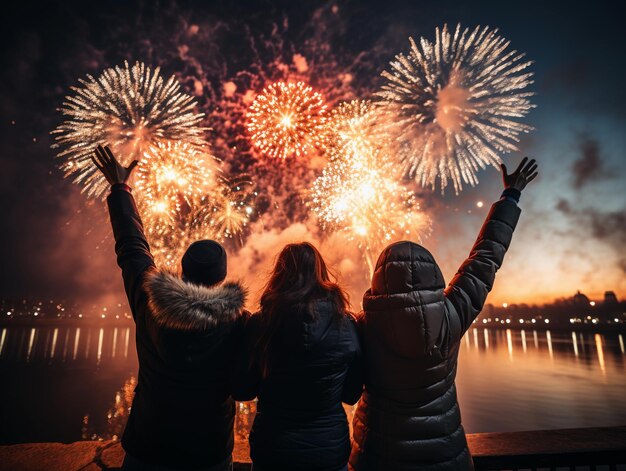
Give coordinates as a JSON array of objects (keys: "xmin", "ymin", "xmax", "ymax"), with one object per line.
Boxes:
[{"xmin": 233, "ymin": 242, "xmax": 363, "ymax": 471}]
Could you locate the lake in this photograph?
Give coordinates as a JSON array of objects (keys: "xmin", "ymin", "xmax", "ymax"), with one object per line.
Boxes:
[{"xmin": 1, "ymin": 324, "xmax": 625, "ymax": 444}]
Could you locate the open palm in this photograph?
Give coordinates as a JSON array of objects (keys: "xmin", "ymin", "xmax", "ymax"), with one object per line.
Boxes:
[
  {"xmin": 91, "ymin": 145, "xmax": 138, "ymax": 186},
  {"xmin": 500, "ymin": 157, "xmax": 538, "ymax": 192}
]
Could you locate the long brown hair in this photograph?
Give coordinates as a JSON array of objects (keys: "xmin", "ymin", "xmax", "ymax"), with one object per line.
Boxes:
[{"xmin": 255, "ymin": 242, "xmax": 349, "ymax": 377}]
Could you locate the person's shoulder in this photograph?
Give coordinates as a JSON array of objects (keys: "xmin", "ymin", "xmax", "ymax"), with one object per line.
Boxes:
[
  {"xmin": 342, "ymin": 309, "xmax": 366, "ymax": 324},
  {"xmin": 244, "ymin": 310, "xmax": 264, "ymax": 330},
  {"xmin": 230, "ymin": 309, "xmax": 251, "ymax": 330},
  {"xmin": 335, "ymin": 311, "xmax": 361, "ymax": 354},
  {"xmin": 338, "ymin": 310, "xmax": 361, "ymax": 335},
  {"xmin": 342, "ymin": 310, "xmax": 358, "ymax": 324},
  {"xmin": 137, "ymin": 266, "xmax": 158, "ymax": 298},
  {"xmin": 141, "ymin": 265, "xmax": 158, "ymax": 280}
]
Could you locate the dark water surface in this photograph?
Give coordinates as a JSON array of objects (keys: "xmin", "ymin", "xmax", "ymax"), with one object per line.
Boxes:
[{"xmin": 1, "ymin": 324, "xmax": 625, "ymax": 444}]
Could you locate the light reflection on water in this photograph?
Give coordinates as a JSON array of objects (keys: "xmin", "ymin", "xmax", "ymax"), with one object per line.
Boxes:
[
  {"xmin": 456, "ymin": 328, "xmax": 626, "ymax": 432},
  {"xmin": 0, "ymin": 325, "xmax": 625, "ymax": 443},
  {"xmin": 0, "ymin": 326, "xmax": 133, "ymax": 365}
]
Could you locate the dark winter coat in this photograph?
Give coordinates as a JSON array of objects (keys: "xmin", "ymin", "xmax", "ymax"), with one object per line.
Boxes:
[
  {"xmin": 107, "ymin": 185, "xmax": 247, "ymax": 469},
  {"xmin": 350, "ymin": 198, "xmax": 521, "ymax": 471},
  {"xmin": 232, "ymin": 299, "xmax": 363, "ymax": 471}
]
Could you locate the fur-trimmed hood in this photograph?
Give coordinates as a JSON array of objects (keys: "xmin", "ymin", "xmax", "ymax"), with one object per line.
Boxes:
[{"xmin": 145, "ymin": 270, "xmax": 247, "ymax": 332}]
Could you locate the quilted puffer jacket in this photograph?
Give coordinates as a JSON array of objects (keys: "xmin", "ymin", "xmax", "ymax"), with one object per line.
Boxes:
[
  {"xmin": 350, "ymin": 198, "xmax": 521, "ymax": 470},
  {"xmin": 232, "ymin": 299, "xmax": 363, "ymax": 471}
]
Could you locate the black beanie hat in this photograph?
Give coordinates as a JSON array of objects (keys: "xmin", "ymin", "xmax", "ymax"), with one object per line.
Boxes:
[{"xmin": 181, "ymin": 240, "xmax": 227, "ymax": 286}]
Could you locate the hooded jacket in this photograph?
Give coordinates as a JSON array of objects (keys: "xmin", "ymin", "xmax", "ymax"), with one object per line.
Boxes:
[
  {"xmin": 350, "ymin": 198, "xmax": 521, "ymax": 471},
  {"xmin": 232, "ymin": 299, "xmax": 363, "ymax": 471},
  {"xmin": 107, "ymin": 185, "xmax": 247, "ymax": 469}
]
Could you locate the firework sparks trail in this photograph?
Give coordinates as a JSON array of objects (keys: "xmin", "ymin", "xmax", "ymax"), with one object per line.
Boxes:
[
  {"xmin": 326, "ymin": 100, "xmax": 386, "ymax": 161},
  {"xmin": 52, "ymin": 61, "xmax": 207, "ymax": 199},
  {"xmin": 246, "ymin": 81, "xmax": 329, "ymax": 160},
  {"xmin": 193, "ymin": 175, "xmax": 257, "ymax": 242},
  {"xmin": 136, "ymin": 140, "xmax": 219, "ymax": 218},
  {"xmin": 134, "ymin": 142, "xmax": 254, "ymax": 268},
  {"xmin": 143, "ymin": 174, "xmax": 255, "ymax": 269},
  {"xmin": 377, "ymin": 24, "xmax": 535, "ymax": 193},
  {"xmin": 312, "ymin": 100, "xmax": 430, "ymax": 274},
  {"xmin": 133, "ymin": 140, "xmax": 221, "ymax": 261},
  {"xmin": 311, "ymin": 152, "xmax": 430, "ymax": 274}
]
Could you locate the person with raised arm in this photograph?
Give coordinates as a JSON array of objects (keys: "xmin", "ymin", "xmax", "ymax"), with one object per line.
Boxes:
[
  {"xmin": 350, "ymin": 158, "xmax": 538, "ymax": 470},
  {"xmin": 92, "ymin": 145, "xmax": 248, "ymax": 471}
]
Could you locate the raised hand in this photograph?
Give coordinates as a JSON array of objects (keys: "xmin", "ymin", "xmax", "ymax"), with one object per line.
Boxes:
[
  {"xmin": 91, "ymin": 145, "xmax": 138, "ymax": 186},
  {"xmin": 500, "ymin": 157, "xmax": 538, "ymax": 192}
]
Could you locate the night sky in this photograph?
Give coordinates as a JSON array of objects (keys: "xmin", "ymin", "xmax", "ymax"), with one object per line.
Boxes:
[{"xmin": 1, "ymin": 0, "xmax": 624, "ymax": 310}]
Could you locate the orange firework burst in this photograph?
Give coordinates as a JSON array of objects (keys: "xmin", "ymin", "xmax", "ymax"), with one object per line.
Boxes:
[
  {"xmin": 130, "ymin": 141, "xmax": 225, "ymax": 268},
  {"xmin": 141, "ymin": 174, "xmax": 255, "ymax": 269},
  {"xmin": 311, "ymin": 148, "xmax": 429, "ymax": 246},
  {"xmin": 136, "ymin": 141, "xmax": 219, "ymax": 209},
  {"xmin": 246, "ymin": 81, "xmax": 328, "ymax": 159}
]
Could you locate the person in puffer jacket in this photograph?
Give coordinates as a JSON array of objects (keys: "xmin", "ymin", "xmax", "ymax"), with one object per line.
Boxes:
[
  {"xmin": 350, "ymin": 157, "xmax": 538, "ymax": 471},
  {"xmin": 91, "ymin": 145, "xmax": 248, "ymax": 471},
  {"xmin": 232, "ymin": 242, "xmax": 363, "ymax": 471}
]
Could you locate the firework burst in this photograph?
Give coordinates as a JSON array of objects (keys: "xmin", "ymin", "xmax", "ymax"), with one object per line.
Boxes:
[
  {"xmin": 311, "ymin": 145, "xmax": 430, "ymax": 274},
  {"xmin": 377, "ymin": 24, "xmax": 535, "ymax": 193},
  {"xmin": 246, "ymin": 81, "xmax": 329, "ymax": 160},
  {"xmin": 326, "ymin": 100, "xmax": 386, "ymax": 161},
  {"xmin": 52, "ymin": 61, "xmax": 207, "ymax": 199},
  {"xmin": 135, "ymin": 141, "xmax": 219, "ymax": 216},
  {"xmin": 194, "ymin": 176, "xmax": 256, "ymax": 242},
  {"xmin": 313, "ymin": 100, "xmax": 430, "ymax": 269},
  {"xmin": 143, "ymin": 175, "xmax": 255, "ymax": 269}
]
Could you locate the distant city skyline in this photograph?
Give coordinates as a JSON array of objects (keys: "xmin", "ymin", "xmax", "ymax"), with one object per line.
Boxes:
[{"xmin": 1, "ymin": 288, "xmax": 623, "ymax": 323}]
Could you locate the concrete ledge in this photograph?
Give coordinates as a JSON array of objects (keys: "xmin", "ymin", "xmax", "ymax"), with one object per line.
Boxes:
[
  {"xmin": 467, "ymin": 426, "xmax": 626, "ymax": 469},
  {"xmin": 0, "ymin": 441, "xmax": 115, "ymax": 471},
  {"xmin": 0, "ymin": 440, "xmax": 250, "ymax": 471},
  {"xmin": 1, "ymin": 427, "xmax": 625, "ymax": 471}
]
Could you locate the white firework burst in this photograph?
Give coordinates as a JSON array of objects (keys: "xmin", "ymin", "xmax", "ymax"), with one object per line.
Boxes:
[
  {"xmin": 52, "ymin": 61, "xmax": 207, "ymax": 199},
  {"xmin": 377, "ymin": 24, "xmax": 535, "ymax": 193}
]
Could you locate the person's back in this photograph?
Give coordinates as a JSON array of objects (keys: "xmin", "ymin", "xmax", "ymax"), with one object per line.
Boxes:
[
  {"xmin": 124, "ymin": 270, "xmax": 246, "ymax": 468},
  {"xmin": 233, "ymin": 243, "xmax": 363, "ymax": 471},
  {"xmin": 92, "ymin": 145, "xmax": 247, "ymax": 470},
  {"xmin": 350, "ymin": 158, "xmax": 538, "ymax": 470},
  {"xmin": 351, "ymin": 242, "xmax": 473, "ymax": 470}
]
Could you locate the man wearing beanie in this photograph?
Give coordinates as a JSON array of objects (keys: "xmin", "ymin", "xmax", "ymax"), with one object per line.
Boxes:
[{"xmin": 92, "ymin": 145, "xmax": 247, "ymax": 471}]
